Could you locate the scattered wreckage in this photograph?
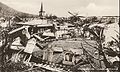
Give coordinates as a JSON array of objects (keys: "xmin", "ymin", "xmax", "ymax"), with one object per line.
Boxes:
[
  {"xmin": 0, "ymin": 16, "xmax": 119, "ymax": 72},
  {"xmin": 0, "ymin": 19, "xmax": 85, "ymax": 72}
]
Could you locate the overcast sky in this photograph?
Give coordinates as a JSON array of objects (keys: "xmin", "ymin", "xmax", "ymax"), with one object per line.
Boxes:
[{"xmin": 0, "ymin": 0, "xmax": 119, "ymax": 17}]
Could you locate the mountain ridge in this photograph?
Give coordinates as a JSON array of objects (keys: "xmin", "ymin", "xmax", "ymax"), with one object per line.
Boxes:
[{"xmin": 0, "ymin": 2, "xmax": 37, "ymax": 17}]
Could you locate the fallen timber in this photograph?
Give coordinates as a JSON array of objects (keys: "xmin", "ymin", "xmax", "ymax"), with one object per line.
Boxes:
[
  {"xmin": 22, "ymin": 58, "xmax": 87, "ymax": 72},
  {"xmin": 34, "ymin": 63, "xmax": 66, "ymax": 72}
]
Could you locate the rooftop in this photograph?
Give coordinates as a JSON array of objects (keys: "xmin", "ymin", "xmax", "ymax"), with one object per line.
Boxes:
[{"xmin": 16, "ymin": 20, "xmax": 53, "ymax": 27}]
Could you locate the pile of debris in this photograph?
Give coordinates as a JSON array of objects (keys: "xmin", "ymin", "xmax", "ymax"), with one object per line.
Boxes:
[{"xmin": 0, "ymin": 15, "xmax": 119, "ymax": 72}]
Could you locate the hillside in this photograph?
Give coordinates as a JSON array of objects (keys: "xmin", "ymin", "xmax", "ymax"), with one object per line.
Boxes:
[{"xmin": 0, "ymin": 2, "xmax": 37, "ymax": 17}]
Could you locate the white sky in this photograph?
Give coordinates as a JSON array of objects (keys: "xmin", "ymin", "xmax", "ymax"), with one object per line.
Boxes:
[{"xmin": 0, "ymin": 0, "xmax": 119, "ymax": 17}]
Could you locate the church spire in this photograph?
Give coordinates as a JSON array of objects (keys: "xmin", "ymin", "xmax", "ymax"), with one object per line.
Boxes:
[
  {"xmin": 39, "ymin": 2, "xmax": 45, "ymax": 19},
  {"xmin": 40, "ymin": 2, "xmax": 43, "ymax": 12}
]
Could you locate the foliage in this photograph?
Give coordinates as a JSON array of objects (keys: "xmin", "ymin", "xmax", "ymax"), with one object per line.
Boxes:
[
  {"xmin": 4, "ymin": 61, "xmax": 31, "ymax": 72},
  {"xmin": 84, "ymin": 23, "xmax": 120, "ymax": 69}
]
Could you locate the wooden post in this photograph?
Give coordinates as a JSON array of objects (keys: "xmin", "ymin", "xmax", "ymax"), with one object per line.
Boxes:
[{"xmin": 26, "ymin": 54, "xmax": 32, "ymax": 62}]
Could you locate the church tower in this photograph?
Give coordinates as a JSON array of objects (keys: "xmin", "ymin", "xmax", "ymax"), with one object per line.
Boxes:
[{"xmin": 39, "ymin": 2, "xmax": 45, "ymax": 19}]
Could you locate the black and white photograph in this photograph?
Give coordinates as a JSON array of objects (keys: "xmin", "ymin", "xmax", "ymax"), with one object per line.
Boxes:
[{"xmin": 0, "ymin": 0, "xmax": 119, "ymax": 72}]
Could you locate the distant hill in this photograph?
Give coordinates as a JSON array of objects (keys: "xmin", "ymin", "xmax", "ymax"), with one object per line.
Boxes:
[{"xmin": 0, "ymin": 2, "xmax": 37, "ymax": 17}]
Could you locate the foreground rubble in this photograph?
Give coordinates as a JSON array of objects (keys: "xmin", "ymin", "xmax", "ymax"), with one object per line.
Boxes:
[{"xmin": 0, "ymin": 15, "xmax": 119, "ymax": 72}]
